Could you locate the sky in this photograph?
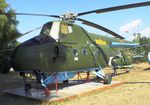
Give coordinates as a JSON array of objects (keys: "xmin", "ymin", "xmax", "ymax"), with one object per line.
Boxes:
[{"xmin": 6, "ymin": 0, "xmax": 150, "ymax": 42}]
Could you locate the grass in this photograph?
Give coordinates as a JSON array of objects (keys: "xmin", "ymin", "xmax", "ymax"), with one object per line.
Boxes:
[{"xmin": 0, "ymin": 62, "xmax": 150, "ymax": 105}]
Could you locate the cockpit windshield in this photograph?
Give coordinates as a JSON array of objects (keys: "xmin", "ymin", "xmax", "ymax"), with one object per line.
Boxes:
[{"xmin": 40, "ymin": 21, "xmax": 73, "ymax": 41}]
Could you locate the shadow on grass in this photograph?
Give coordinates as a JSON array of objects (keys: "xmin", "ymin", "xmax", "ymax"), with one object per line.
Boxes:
[
  {"xmin": 125, "ymin": 82, "xmax": 150, "ymax": 84},
  {"xmin": 111, "ymin": 70, "xmax": 129, "ymax": 77},
  {"xmin": 143, "ymin": 68, "xmax": 150, "ymax": 70}
]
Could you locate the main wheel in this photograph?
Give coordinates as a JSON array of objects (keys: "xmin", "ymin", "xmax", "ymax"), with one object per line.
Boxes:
[
  {"xmin": 103, "ymin": 74, "xmax": 112, "ymax": 84},
  {"xmin": 63, "ymin": 80, "xmax": 69, "ymax": 83},
  {"xmin": 25, "ymin": 84, "xmax": 32, "ymax": 91}
]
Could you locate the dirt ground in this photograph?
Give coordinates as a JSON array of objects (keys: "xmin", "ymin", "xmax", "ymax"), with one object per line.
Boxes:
[{"xmin": 0, "ymin": 62, "xmax": 150, "ymax": 105}]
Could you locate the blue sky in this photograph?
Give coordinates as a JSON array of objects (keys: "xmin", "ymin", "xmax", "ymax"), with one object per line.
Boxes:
[{"xmin": 6, "ymin": 0, "xmax": 150, "ymax": 42}]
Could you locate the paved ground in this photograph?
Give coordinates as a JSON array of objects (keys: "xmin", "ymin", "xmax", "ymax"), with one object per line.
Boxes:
[{"xmin": 3, "ymin": 81, "xmax": 123, "ymax": 102}]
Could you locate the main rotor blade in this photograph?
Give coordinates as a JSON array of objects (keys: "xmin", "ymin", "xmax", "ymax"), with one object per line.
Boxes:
[
  {"xmin": 78, "ymin": 1, "xmax": 150, "ymax": 16},
  {"xmin": 22, "ymin": 27, "xmax": 42, "ymax": 35},
  {"xmin": 2, "ymin": 26, "xmax": 42, "ymax": 43},
  {"xmin": 0, "ymin": 13, "xmax": 60, "ymax": 18},
  {"xmin": 77, "ymin": 18, "xmax": 125, "ymax": 39}
]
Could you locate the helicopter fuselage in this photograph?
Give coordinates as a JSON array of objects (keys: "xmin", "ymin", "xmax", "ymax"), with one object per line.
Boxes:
[{"xmin": 11, "ymin": 21, "xmax": 130, "ymax": 73}]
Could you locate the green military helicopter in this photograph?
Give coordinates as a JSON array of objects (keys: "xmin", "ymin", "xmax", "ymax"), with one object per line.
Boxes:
[{"xmin": 0, "ymin": 1, "xmax": 150, "ymax": 92}]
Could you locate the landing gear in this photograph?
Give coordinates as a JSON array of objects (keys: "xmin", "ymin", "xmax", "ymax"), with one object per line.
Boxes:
[
  {"xmin": 103, "ymin": 74, "xmax": 112, "ymax": 84},
  {"xmin": 93, "ymin": 69, "xmax": 112, "ymax": 84},
  {"xmin": 25, "ymin": 83, "xmax": 32, "ymax": 91},
  {"xmin": 96, "ymin": 74, "xmax": 112, "ymax": 84},
  {"xmin": 63, "ymin": 80, "xmax": 69, "ymax": 83},
  {"xmin": 20, "ymin": 72, "xmax": 33, "ymax": 91}
]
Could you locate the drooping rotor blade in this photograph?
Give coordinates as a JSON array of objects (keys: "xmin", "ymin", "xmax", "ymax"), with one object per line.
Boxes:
[
  {"xmin": 78, "ymin": 1, "xmax": 150, "ymax": 16},
  {"xmin": 22, "ymin": 26, "xmax": 42, "ymax": 35},
  {"xmin": 0, "ymin": 13, "xmax": 60, "ymax": 18},
  {"xmin": 9, "ymin": 27, "xmax": 42, "ymax": 42},
  {"xmin": 77, "ymin": 18, "xmax": 125, "ymax": 39}
]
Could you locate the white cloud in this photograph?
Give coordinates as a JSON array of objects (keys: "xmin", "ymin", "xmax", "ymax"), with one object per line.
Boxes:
[
  {"xmin": 119, "ymin": 19, "xmax": 142, "ymax": 33},
  {"xmin": 141, "ymin": 28, "xmax": 150, "ymax": 38}
]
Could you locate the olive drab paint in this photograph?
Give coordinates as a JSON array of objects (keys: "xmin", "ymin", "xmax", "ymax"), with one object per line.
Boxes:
[{"xmin": 11, "ymin": 21, "xmax": 135, "ymax": 73}]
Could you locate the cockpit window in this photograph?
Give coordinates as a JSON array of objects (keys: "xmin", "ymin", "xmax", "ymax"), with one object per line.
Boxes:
[
  {"xmin": 68, "ymin": 25, "xmax": 73, "ymax": 33},
  {"xmin": 40, "ymin": 22, "xmax": 60, "ymax": 40},
  {"xmin": 61, "ymin": 23, "xmax": 69, "ymax": 35},
  {"xmin": 40, "ymin": 22, "xmax": 73, "ymax": 41},
  {"xmin": 59, "ymin": 23, "xmax": 73, "ymax": 40},
  {"xmin": 60, "ymin": 23, "xmax": 73, "ymax": 35},
  {"xmin": 40, "ymin": 22, "xmax": 52, "ymax": 35},
  {"xmin": 49, "ymin": 22, "xmax": 60, "ymax": 40}
]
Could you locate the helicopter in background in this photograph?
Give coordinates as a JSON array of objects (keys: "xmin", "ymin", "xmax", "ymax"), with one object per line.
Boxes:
[
  {"xmin": 109, "ymin": 37, "xmax": 150, "ymax": 75},
  {"xmin": 0, "ymin": 1, "xmax": 150, "ymax": 93}
]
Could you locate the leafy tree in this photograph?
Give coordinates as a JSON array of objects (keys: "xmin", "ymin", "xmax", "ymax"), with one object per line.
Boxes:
[
  {"xmin": 0, "ymin": 0, "xmax": 20, "ymax": 47},
  {"xmin": 0, "ymin": 0, "xmax": 20, "ymax": 73},
  {"xmin": 133, "ymin": 33, "xmax": 150, "ymax": 61},
  {"xmin": 139, "ymin": 37, "xmax": 150, "ymax": 61}
]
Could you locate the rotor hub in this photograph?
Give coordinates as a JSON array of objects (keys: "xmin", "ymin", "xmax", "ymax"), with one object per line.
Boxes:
[{"xmin": 60, "ymin": 13, "xmax": 78, "ymax": 21}]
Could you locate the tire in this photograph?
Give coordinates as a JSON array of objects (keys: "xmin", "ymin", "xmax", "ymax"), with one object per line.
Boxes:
[
  {"xmin": 103, "ymin": 74, "xmax": 112, "ymax": 84},
  {"xmin": 63, "ymin": 80, "xmax": 69, "ymax": 83},
  {"xmin": 25, "ymin": 84, "xmax": 32, "ymax": 91}
]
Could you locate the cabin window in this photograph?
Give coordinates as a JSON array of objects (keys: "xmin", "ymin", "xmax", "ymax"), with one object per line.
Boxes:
[
  {"xmin": 72, "ymin": 48, "xmax": 78, "ymax": 56},
  {"xmin": 82, "ymin": 48, "xmax": 87, "ymax": 55}
]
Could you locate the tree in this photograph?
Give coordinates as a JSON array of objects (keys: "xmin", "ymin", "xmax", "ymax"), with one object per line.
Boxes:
[
  {"xmin": 0, "ymin": 0, "xmax": 20, "ymax": 73},
  {"xmin": 133, "ymin": 33, "xmax": 150, "ymax": 61},
  {"xmin": 139, "ymin": 37, "xmax": 150, "ymax": 61},
  {"xmin": 0, "ymin": 0, "xmax": 20, "ymax": 46}
]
